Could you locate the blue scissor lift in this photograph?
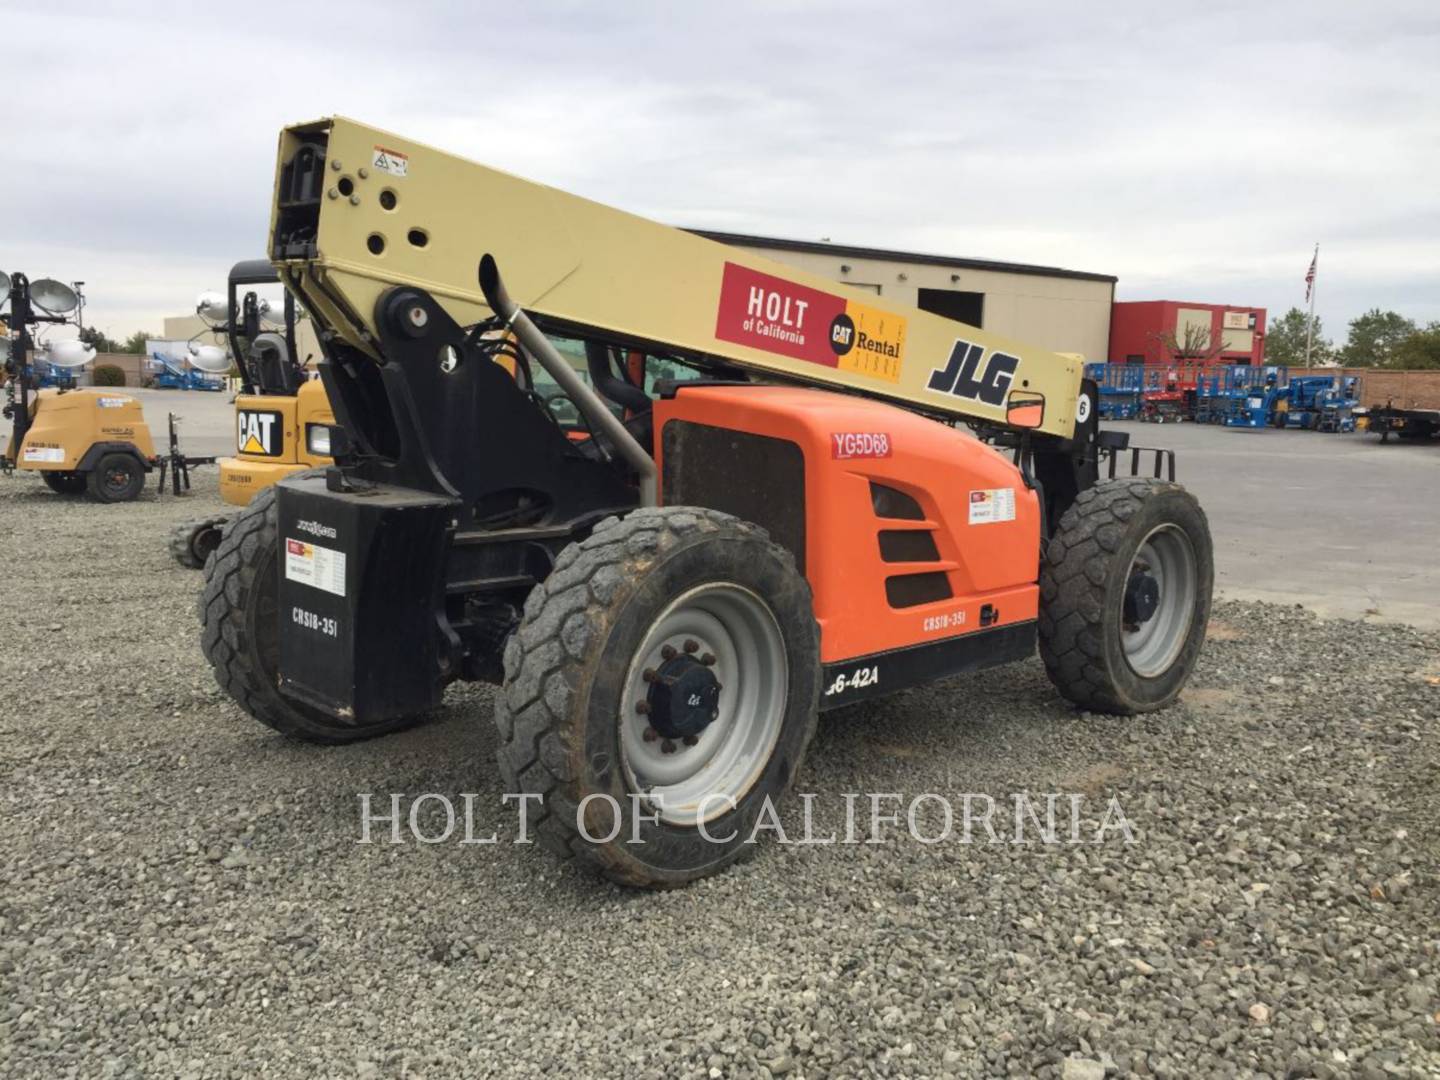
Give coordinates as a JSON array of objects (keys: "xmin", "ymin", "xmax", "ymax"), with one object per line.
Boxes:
[
  {"xmin": 1195, "ymin": 365, "xmax": 1288, "ymax": 427},
  {"xmin": 146, "ymin": 353, "xmax": 224, "ymax": 392},
  {"xmin": 1083, "ymin": 362, "xmax": 1144, "ymax": 420}
]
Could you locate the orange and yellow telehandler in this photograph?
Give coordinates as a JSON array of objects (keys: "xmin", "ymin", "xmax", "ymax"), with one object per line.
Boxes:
[{"xmin": 200, "ymin": 118, "xmax": 1212, "ymax": 886}]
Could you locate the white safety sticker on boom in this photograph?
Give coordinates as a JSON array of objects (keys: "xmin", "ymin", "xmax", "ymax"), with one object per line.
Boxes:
[
  {"xmin": 372, "ymin": 145, "xmax": 408, "ymax": 178},
  {"xmin": 285, "ymin": 537, "xmax": 347, "ymax": 597},
  {"xmin": 968, "ymin": 488, "xmax": 1016, "ymax": 526}
]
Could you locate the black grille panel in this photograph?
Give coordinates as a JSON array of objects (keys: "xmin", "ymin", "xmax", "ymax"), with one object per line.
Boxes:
[
  {"xmin": 885, "ymin": 571, "xmax": 953, "ymax": 608},
  {"xmin": 870, "ymin": 482, "xmax": 924, "ymax": 520},
  {"xmin": 879, "ymin": 529, "xmax": 940, "ymax": 563}
]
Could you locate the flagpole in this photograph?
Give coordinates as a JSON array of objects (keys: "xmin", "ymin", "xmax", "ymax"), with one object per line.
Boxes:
[{"xmin": 1304, "ymin": 243, "xmax": 1318, "ymax": 369}]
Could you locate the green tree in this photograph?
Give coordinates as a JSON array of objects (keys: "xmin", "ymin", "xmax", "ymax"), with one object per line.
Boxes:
[
  {"xmin": 78, "ymin": 326, "xmax": 122, "ymax": 353},
  {"xmin": 1389, "ymin": 323, "xmax": 1440, "ymax": 370},
  {"xmin": 119, "ymin": 331, "xmax": 157, "ymax": 354},
  {"xmin": 1264, "ymin": 307, "xmax": 1332, "ymax": 366},
  {"xmin": 1339, "ymin": 308, "xmax": 1416, "ymax": 368}
]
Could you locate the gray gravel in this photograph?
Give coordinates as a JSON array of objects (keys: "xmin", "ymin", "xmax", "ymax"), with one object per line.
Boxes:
[{"xmin": 1, "ymin": 468, "xmax": 1437, "ymax": 1079}]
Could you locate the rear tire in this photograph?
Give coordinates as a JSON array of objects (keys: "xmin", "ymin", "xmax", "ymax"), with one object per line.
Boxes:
[
  {"xmin": 1039, "ymin": 478, "xmax": 1213, "ymax": 714},
  {"xmin": 170, "ymin": 516, "xmax": 232, "ymax": 570},
  {"xmin": 495, "ymin": 507, "xmax": 820, "ymax": 888},
  {"xmin": 41, "ymin": 471, "xmax": 87, "ymax": 495},
  {"xmin": 86, "ymin": 453, "xmax": 146, "ymax": 503},
  {"xmin": 199, "ymin": 478, "xmax": 421, "ymax": 743}
]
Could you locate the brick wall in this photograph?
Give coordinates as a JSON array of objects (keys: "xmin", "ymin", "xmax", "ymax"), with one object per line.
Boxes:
[
  {"xmin": 1347, "ymin": 368, "xmax": 1440, "ymax": 410},
  {"xmin": 1284, "ymin": 367, "xmax": 1440, "ymax": 410}
]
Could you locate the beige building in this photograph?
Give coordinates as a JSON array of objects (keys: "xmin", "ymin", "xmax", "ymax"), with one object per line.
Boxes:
[{"xmin": 692, "ymin": 231, "xmax": 1116, "ymax": 361}]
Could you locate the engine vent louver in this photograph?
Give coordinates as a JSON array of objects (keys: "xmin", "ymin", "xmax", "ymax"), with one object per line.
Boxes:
[{"xmin": 870, "ymin": 482, "xmax": 924, "ymax": 521}]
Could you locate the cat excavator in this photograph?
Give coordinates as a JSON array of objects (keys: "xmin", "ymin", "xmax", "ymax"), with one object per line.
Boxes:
[
  {"xmin": 200, "ymin": 117, "xmax": 1213, "ymax": 887},
  {"xmin": 168, "ymin": 261, "xmax": 335, "ymax": 567}
]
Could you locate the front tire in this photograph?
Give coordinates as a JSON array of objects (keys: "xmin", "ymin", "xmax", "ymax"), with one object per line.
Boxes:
[
  {"xmin": 1039, "ymin": 478, "xmax": 1213, "ymax": 714},
  {"xmin": 496, "ymin": 507, "xmax": 820, "ymax": 888},
  {"xmin": 199, "ymin": 478, "xmax": 421, "ymax": 743},
  {"xmin": 86, "ymin": 453, "xmax": 145, "ymax": 502}
]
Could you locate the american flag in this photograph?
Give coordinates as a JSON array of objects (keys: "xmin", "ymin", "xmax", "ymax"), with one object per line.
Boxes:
[{"xmin": 1304, "ymin": 245, "xmax": 1318, "ymax": 302}]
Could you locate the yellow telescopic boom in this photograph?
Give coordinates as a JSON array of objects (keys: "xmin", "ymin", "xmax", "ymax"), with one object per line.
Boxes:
[{"xmin": 270, "ymin": 116, "xmax": 1082, "ymax": 438}]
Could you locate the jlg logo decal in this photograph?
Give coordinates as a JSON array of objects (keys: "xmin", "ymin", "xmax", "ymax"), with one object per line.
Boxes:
[
  {"xmin": 926, "ymin": 339, "xmax": 1020, "ymax": 407},
  {"xmin": 237, "ymin": 410, "xmax": 284, "ymax": 457},
  {"xmin": 831, "ymin": 432, "xmax": 892, "ymax": 460}
]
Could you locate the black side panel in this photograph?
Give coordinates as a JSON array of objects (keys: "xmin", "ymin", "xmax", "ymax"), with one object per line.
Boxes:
[
  {"xmin": 661, "ymin": 421, "xmax": 806, "ymax": 574},
  {"xmin": 275, "ymin": 476, "xmax": 459, "ymax": 724},
  {"xmin": 820, "ymin": 621, "xmax": 1036, "ymax": 710}
]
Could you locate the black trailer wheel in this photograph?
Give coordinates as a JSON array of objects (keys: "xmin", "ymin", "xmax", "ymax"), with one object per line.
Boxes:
[
  {"xmin": 199, "ymin": 478, "xmax": 420, "ymax": 743},
  {"xmin": 1039, "ymin": 478, "xmax": 1213, "ymax": 714},
  {"xmin": 85, "ymin": 453, "xmax": 146, "ymax": 503},
  {"xmin": 170, "ymin": 516, "xmax": 232, "ymax": 570},
  {"xmin": 495, "ymin": 507, "xmax": 820, "ymax": 888},
  {"xmin": 41, "ymin": 470, "xmax": 87, "ymax": 495}
]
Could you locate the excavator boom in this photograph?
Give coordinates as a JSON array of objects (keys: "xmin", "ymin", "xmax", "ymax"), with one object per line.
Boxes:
[{"xmin": 270, "ymin": 116, "xmax": 1081, "ymax": 438}]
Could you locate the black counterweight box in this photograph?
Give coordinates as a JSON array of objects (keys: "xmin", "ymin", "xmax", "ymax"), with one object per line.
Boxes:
[{"xmin": 274, "ymin": 474, "xmax": 459, "ymax": 725}]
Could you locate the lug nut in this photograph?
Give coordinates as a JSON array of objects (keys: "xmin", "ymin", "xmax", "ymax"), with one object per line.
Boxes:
[
  {"xmin": 700, "ymin": 653, "xmax": 716, "ymax": 666},
  {"xmin": 660, "ymin": 739, "xmax": 676, "ymax": 754},
  {"xmin": 661, "ymin": 645, "xmax": 677, "ymax": 661},
  {"xmin": 683, "ymin": 639, "xmax": 699, "ymax": 654},
  {"xmin": 635, "ymin": 701, "xmax": 650, "ymax": 715},
  {"xmin": 642, "ymin": 726, "xmax": 658, "ymax": 743},
  {"xmin": 683, "ymin": 734, "xmax": 699, "ymax": 747}
]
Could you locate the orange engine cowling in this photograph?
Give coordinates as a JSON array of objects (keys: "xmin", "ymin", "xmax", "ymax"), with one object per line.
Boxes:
[{"xmin": 653, "ymin": 385, "xmax": 1041, "ymax": 709}]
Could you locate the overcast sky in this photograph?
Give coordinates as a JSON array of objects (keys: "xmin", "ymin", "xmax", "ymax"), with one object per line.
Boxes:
[{"xmin": 4, "ymin": 0, "xmax": 1436, "ymax": 349}]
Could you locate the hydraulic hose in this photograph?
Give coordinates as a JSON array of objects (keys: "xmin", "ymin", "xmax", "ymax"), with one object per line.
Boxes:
[{"xmin": 584, "ymin": 341, "xmax": 650, "ymax": 414}]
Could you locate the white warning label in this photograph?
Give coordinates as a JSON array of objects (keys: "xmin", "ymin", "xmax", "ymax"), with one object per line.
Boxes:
[
  {"xmin": 285, "ymin": 537, "xmax": 347, "ymax": 597},
  {"xmin": 968, "ymin": 488, "xmax": 1016, "ymax": 526},
  {"xmin": 372, "ymin": 145, "xmax": 408, "ymax": 178},
  {"xmin": 23, "ymin": 446, "xmax": 65, "ymax": 463}
]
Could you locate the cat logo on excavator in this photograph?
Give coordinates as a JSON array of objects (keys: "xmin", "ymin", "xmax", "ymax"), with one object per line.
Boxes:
[{"xmin": 237, "ymin": 409, "xmax": 282, "ymax": 456}]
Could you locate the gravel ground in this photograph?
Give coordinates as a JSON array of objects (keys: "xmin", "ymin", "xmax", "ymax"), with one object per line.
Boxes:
[{"xmin": 1, "ymin": 469, "xmax": 1437, "ymax": 1079}]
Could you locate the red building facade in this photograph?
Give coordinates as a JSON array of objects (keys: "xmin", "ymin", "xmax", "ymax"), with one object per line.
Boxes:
[{"xmin": 1109, "ymin": 301, "xmax": 1267, "ymax": 366}]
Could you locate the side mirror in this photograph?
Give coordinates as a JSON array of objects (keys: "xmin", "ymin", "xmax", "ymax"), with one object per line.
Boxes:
[{"xmin": 1006, "ymin": 389, "xmax": 1045, "ymax": 430}]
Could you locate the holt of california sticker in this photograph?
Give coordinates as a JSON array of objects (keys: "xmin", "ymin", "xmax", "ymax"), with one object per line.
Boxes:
[{"xmin": 714, "ymin": 262, "xmax": 905, "ymax": 383}]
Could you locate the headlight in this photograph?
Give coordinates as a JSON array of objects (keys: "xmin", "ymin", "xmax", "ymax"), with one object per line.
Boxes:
[{"xmin": 306, "ymin": 423, "xmax": 332, "ymax": 456}]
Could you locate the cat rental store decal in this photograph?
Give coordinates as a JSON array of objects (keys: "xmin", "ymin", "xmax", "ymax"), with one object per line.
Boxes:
[{"xmin": 714, "ymin": 262, "xmax": 906, "ymax": 384}]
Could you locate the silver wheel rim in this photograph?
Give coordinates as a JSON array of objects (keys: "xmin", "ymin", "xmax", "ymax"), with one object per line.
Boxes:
[
  {"xmin": 620, "ymin": 583, "xmax": 787, "ymax": 827},
  {"xmin": 1121, "ymin": 524, "xmax": 1197, "ymax": 678}
]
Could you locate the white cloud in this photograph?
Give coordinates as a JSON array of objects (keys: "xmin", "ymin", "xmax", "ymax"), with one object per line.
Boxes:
[{"xmin": 3, "ymin": 0, "xmax": 1437, "ymax": 343}]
